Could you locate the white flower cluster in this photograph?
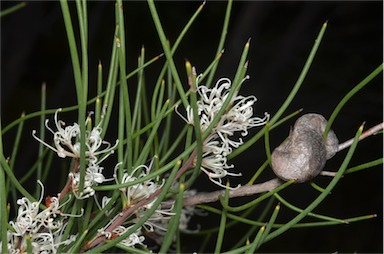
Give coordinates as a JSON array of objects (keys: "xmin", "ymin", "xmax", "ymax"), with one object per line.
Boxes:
[
  {"xmin": 97, "ymin": 162, "xmax": 169, "ymax": 247},
  {"xmin": 116, "ymin": 162, "xmax": 165, "ymax": 207},
  {"xmin": 178, "ymin": 76, "xmax": 269, "ymax": 188},
  {"xmin": 1, "ymin": 181, "xmax": 77, "ymax": 253},
  {"xmin": 33, "ymin": 108, "xmax": 118, "ymax": 199},
  {"xmin": 97, "ymin": 224, "xmax": 146, "ymax": 248},
  {"xmin": 26, "ymin": 109, "xmax": 201, "ymax": 250},
  {"xmin": 97, "ymin": 163, "xmax": 202, "ymax": 248}
]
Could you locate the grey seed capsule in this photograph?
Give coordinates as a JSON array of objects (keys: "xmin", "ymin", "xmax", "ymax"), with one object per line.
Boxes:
[{"xmin": 271, "ymin": 113, "xmax": 339, "ymax": 183}]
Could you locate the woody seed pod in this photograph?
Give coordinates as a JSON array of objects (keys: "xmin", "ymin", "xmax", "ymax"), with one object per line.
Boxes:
[{"xmin": 271, "ymin": 113, "xmax": 339, "ymax": 183}]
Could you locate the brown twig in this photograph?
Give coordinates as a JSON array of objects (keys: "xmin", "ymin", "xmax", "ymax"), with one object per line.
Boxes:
[
  {"xmin": 86, "ymin": 149, "xmax": 198, "ymax": 250},
  {"xmin": 320, "ymin": 122, "xmax": 383, "ymax": 177},
  {"xmin": 337, "ymin": 122, "xmax": 383, "ymax": 152},
  {"xmin": 58, "ymin": 175, "xmax": 73, "ymax": 203},
  {"xmin": 184, "ymin": 122, "xmax": 384, "ymax": 206},
  {"xmin": 58, "ymin": 158, "xmax": 79, "ymax": 202},
  {"xmin": 86, "ymin": 188, "xmax": 162, "ymax": 249},
  {"xmin": 85, "ymin": 122, "xmax": 383, "ymax": 250},
  {"xmin": 183, "ymin": 178, "xmax": 283, "ymax": 206}
]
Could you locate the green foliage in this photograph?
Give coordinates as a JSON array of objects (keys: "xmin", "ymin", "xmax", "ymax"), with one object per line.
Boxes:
[{"xmin": 0, "ymin": 1, "xmax": 382, "ymax": 253}]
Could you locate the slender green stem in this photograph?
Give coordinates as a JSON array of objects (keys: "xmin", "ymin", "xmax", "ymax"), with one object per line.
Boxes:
[
  {"xmin": 117, "ymin": 73, "xmax": 126, "ymax": 184},
  {"xmin": 205, "ymin": 0, "xmax": 232, "ymax": 88},
  {"xmin": 310, "ymin": 181, "xmax": 327, "ymax": 193},
  {"xmin": 151, "ymin": 76, "xmax": 162, "ymax": 121},
  {"xmin": 57, "ymin": 200, "xmax": 78, "ymax": 253},
  {"xmin": 82, "ymin": 198, "xmax": 94, "ymax": 230},
  {"xmin": 95, "ymin": 62, "xmax": 103, "ymax": 125},
  {"xmin": 324, "ymin": 64, "xmax": 383, "ymax": 139},
  {"xmin": 116, "ymin": 0, "xmax": 126, "ymax": 56},
  {"xmin": 93, "ymin": 150, "xmax": 179, "ymax": 191},
  {"xmin": 70, "ymin": 229, "xmax": 89, "ymax": 253},
  {"xmin": 233, "ymin": 196, "xmax": 275, "ymax": 249},
  {"xmin": 60, "ymin": 0, "xmax": 88, "ymax": 194},
  {"xmin": 220, "ymin": 180, "xmax": 294, "ymax": 212},
  {"xmin": 258, "ymin": 203, "xmax": 280, "ymax": 248},
  {"xmin": 230, "ymin": 22, "xmax": 328, "ymax": 159},
  {"xmin": 186, "ymin": 61, "xmax": 203, "ymax": 187},
  {"xmin": 199, "ymin": 204, "xmax": 374, "ymax": 229},
  {"xmin": 159, "ymin": 183, "xmax": 185, "ymax": 253},
  {"xmin": 271, "ymin": 108, "xmax": 303, "ymax": 130},
  {"xmin": 248, "ymin": 160, "xmax": 268, "ymax": 185},
  {"xmin": 159, "ymin": 125, "xmax": 188, "ymax": 165},
  {"xmin": 158, "ymin": 68, "xmax": 174, "ymax": 156},
  {"xmin": 85, "ymin": 161, "xmax": 181, "ymax": 253},
  {"xmin": 198, "ymin": 233, "xmax": 212, "ymax": 253},
  {"xmin": 0, "ymin": 2, "xmax": 27, "ymax": 17},
  {"xmin": 221, "ymin": 244, "xmax": 250, "ymax": 254},
  {"xmin": 134, "ymin": 100, "xmax": 170, "ymax": 167},
  {"xmin": 16, "ymin": 150, "xmax": 47, "ymax": 185},
  {"xmin": 37, "ymin": 83, "xmax": 46, "ymax": 183},
  {"xmin": 0, "ymin": 119, "xmax": 8, "ymax": 254},
  {"xmin": 86, "ymin": 191, "xmax": 121, "ymax": 231},
  {"xmin": 2, "ymin": 52, "xmax": 161, "ymax": 136},
  {"xmin": 133, "ymin": 53, "xmax": 145, "ymax": 162},
  {"xmin": 344, "ymin": 158, "xmax": 383, "ymax": 174},
  {"xmin": 132, "ymin": 47, "xmax": 145, "ymax": 131},
  {"xmin": 25, "ymin": 235, "xmax": 32, "ymax": 253},
  {"xmin": 246, "ymin": 225, "xmax": 265, "ymax": 254},
  {"xmin": 7, "ymin": 112, "xmax": 26, "ymax": 206},
  {"xmin": 115, "ymin": 244, "xmax": 151, "ymax": 254},
  {"xmin": 264, "ymin": 122, "xmax": 272, "ymax": 168},
  {"xmin": 232, "ymin": 39, "xmax": 250, "ymax": 88},
  {"xmin": 59, "ymin": 0, "xmax": 83, "ymax": 106},
  {"xmin": 197, "ymin": 204, "xmax": 257, "ymax": 235},
  {"xmin": 148, "ymin": 0, "xmax": 205, "ymax": 130},
  {"xmin": 1, "ymin": 153, "xmax": 37, "ymax": 204},
  {"xmin": 156, "ymin": 82, "xmax": 166, "ymax": 118},
  {"xmin": 274, "ymin": 193, "xmax": 345, "ymax": 223},
  {"xmin": 215, "ymin": 183, "xmax": 230, "ymax": 254},
  {"xmin": 9, "ymin": 113, "xmax": 25, "ymax": 171},
  {"xmin": 202, "ymin": 40, "xmax": 250, "ymax": 141},
  {"xmin": 76, "ymin": 0, "xmax": 88, "ymax": 105},
  {"xmin": 116, "ymin": 36, "xmax": 133, "ymax": 174},
  {"xmin": 139, "ymin": 66, "xmax": 151, "ymax": 130},
  {"xmin": 101, "ymin": 25, "xmax": 121, "ymax": 139},
  {"xmin": 181, "ymin": 127, "xmax": 193, "ymax": 175},
  {"xmin": 147, "ymin": 0, "xmax": 189, "ymax": 108},
  {"xmin": 270, "ymin": 22, "xmax": 327, "ymax": 126}
]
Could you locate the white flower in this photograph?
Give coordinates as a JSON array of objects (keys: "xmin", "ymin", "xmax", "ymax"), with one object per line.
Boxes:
[
  {"xmin": 84, "ymin": 122, "xmax": 118, "ymax": 165},
  {"xmin": 94, "ymin": 195, "xmax": 114, "ymax": 216},
  {"xmin": 33, "ymin": 109, "xmax": 118, "ymax": 199},
  {"xmin": 101, "ymin": 160, "xmax": 173, "ymax": 245},
  {"xmin": 177, "ymin": 76, "xmax": 269, "ymax": 188},
  {"xmin": 33, "ymin": 108, "xmax": 118, "ymax": 165},
  {"xmin": 9, "ymin": 196, "xmax": 40, "ymax": 236},
  {"xmin": 69, "ymin": 163, "xmax": 110, "ymax": 199},
  {"xmin": 98, "ymin": 225, "xmax": 145, "ymax": 248},
  {"xmin": 3, "ymin": 181, "xmax": 77, "ymax": 253},
  {"xmin": 115, "ymin": 160, "xmax": 164, "ymax": 207},
  {"xmin": 201, "ymin": 153, "xmax": 240, "ymax": 189},
  {"xmin": 113, "ymin": 226, "xmax": 146, "ymax": 247}
]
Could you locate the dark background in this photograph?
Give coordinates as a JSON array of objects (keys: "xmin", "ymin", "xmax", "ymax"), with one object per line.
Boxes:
[{"xmin": 1, "ymin": 1, "xmax": 383, "ymax": 253}]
